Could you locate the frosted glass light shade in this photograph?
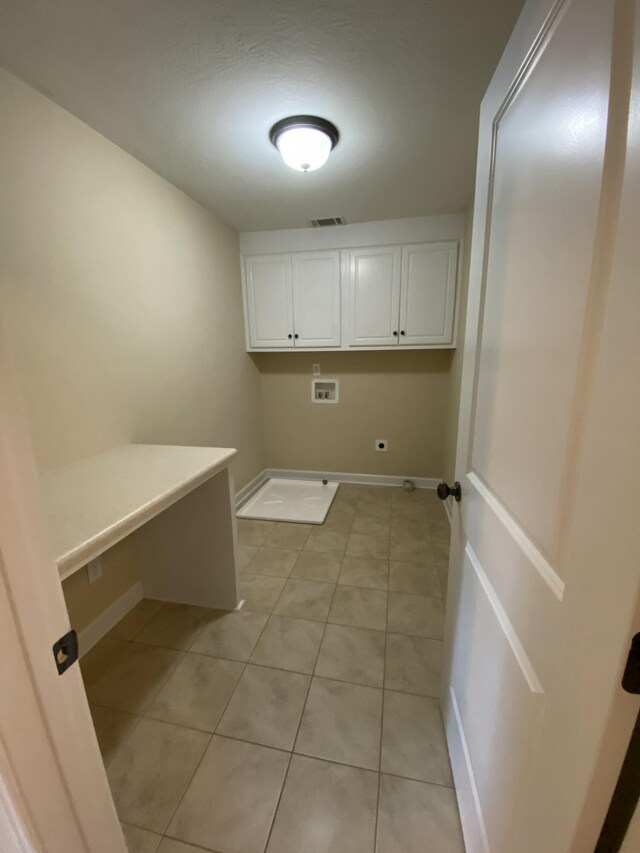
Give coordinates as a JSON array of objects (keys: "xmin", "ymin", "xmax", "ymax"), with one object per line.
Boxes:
[
  {"xmin": 276, "ymin": 127, "xmax": 333, "ymax": 172},
  {"xmin": 270, "ymin": 116, "xmax": 339, "ymax": 172}
]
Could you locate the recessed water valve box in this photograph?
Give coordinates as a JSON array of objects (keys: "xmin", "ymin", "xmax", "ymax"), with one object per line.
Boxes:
[{"xmin": 312, "ymin": 378, "xmax": 339, "ymax": 404}]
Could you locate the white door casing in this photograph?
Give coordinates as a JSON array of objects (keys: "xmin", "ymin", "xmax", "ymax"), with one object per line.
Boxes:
[
  {"xmin": 244, "ymin": 254, "xmax": 294, "ymax": 347},
  {"xmin": 291, "ymin": 251, "xmax": 341, "ymax": 347},
  {"xmin": 443, "ymin": 1, "xmax": 640, "ymax": 852},
  {"xmin": 399, "ymin": 241, "xmax": 458, "ymax": 345},
  {"xmin": 348, "ymin": 246, "xmax": 401, "ymax": 346}
]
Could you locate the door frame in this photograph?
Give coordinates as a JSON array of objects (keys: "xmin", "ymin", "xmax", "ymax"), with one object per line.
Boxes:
[
  {"xmin": 443, "ymin": 0, "xmax": 640, "ymax": 850},
  {"xmin": 0, "ymin": 320, "xmax": 126, "ymax": 852}
]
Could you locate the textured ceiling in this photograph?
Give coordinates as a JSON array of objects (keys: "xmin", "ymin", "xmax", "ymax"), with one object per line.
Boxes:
[{"xmin": 0, "ymin": 0, "xmax": 524, "ymax": 230}]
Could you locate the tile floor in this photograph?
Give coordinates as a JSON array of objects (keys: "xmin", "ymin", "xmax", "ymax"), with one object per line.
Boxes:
[{"xmin": 82, "ymin": 484, "xmax": 464, "ymax": 853}]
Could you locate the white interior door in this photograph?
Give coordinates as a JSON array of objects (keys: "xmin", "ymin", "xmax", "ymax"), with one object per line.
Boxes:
[
  {"xmin": 444, "ymin": 1, "xmax": 640, "ymax": 851},
  {"xmin": 244, "ymin": 254, "xmax": 294, "ymax": 348},
  {"xmin": 399, "ymin": 242, "xmax": 458, "ymax": 345},
  {"xmin": 0, "ymin": 323, "xmax": 126, "ymax": 851},
  {"xmin": 291, "ymin": 251, "xmax": 340, "ymax": 347},
  {"xmin": 348, "ymin": 246, "xmax": 401, "ymax": 346}
]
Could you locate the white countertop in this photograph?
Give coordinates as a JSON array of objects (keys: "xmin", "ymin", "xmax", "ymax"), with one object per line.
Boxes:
[{"xmin": 40, "ymin": 444, "xmax": 237, "ymax": 580}]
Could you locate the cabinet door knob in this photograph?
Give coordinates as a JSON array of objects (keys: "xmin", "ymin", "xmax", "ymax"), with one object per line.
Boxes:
[
  {"xmin": 288, "ymin": 334, "xmax": 293, "ymax": 339},
  {"xmin": 400, "ymin": 330, "xmax": 406, "ymax": 336},
  {"xmin": 393, "ymin": 331, "xmax": 398, "ymax": 337},
  {"xmin": 294, "ymin": 333, "xmax": 299, "ymax": 339}
]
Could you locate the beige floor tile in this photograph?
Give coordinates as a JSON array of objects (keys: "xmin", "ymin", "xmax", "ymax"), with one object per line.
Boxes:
[
  {"xmin": 328, "ymin": 585, "xmax": 387, "ymax": 631},
  {"xmin": 266, "ymin": 755, "xmax": 377, "ymax": 853},
  {"xmin": 390, "ymin": 515, "xmax": 430, "ymax": 539},
  {"xmin": 389, "ymin": 561, "xmax": 441, "ymax": 597},
  {"xmin": 109, "ymin": 600, "xmax": 165, "ymax": 641},
  {"xmin": 87, "ymin": 642, "xmax": 182, "ymax": 714},
  {"xmin": 381, "ymin": 691, "xmax": 453, "ymax": 785},
  {"xmin": 146, "ymin": 652, "xmax": 243, "ymax": 732},
  {"xmin": 241, "ymin": 574, "xmax": 287, "ymax": 614},
  {"xmin": 168, "ymin": 735, "xmax": 289, "ymax": 853},
  {"xmin": 376, "ymin": 774, "xmax": 464, "ymax": 853},
  {"xmin": 385, "ymin": 634, "xmax": 442, "ymax": 697},
  {"xmin": 322, "ymin": 506, "xmax": 355, "ymax": 532},
  {"xmin": 304, "ymin": 528, "xmax": 349, "ymax": 554},
  {"xmin": 339, "ymin": 555, "xmax": 389, "ymax": 590},
  {"xmin": 107, "ymin": 718, "xmax": 209, "ymax": 833},
  {"xmin": 432, "ymin": 538, "xmax": 450, "ymax": 566},
  {"xmin": 274, "ymin": 578, "xmax": 335, "ymax": 622},
  {"xmin": 135, "ymin": 604, "xmax": 211, "ymax": 651},
  {"xmin": 264, "ymin": 522, "xmax": 312, "ymax": 549},
  {"xmin": 290, "ymin": 550, "xmax": 343, "ymax": 583},
  {"xmin": 389, "ymin": 535, "xmax": 432, "ymax": 565},
  {"xmin": 351, "ymin": 514, "xmax": 391, "ymax": 537},
  {"xmin": 121, "ymin": 823, "xmax": 162, "ymax": 853},
  {"xmin": 250, "ymin": 615, "xmax": 324, "ymax": 673},
  {"xmin": 346, "ymin": 532, "xmax": 390, "ymax": 560},
  {"xmin": 390, "ymin": 501, "xmax": 428, "ymax": 522},
  {"xmin": 244, "ymin": 545, "xmax": 299, "ymax": 577},
  {"xmin": 295, "ymin": 677, "xmax": 382, "ymax": 770},
  {"xmin": 315, "ymin": 624, "xmax": 385, "ymax": 687},
  {"xmin": 357, "ymin": 497, "xmax": 392, "ymax": 519},
  {"xmin": 237, "ymin": 543, "xmax": 258, "ymax": 571},
  {"xmin": 387, "ymin": 593, "xmax": 444, "ymax": 639},
  {"xmin": 90, "ymin": 704, "xmax": 140, "ymax": 766},
  {"xmin": 237, "ymin": 519, "xmax": 276, "ymax": 546},
  {"xmin": 217, "ymin": 664, "xmax": 310, "ymax": 750},
  {"xmin": 80, "ymin": 637, "xmax": 129, "ymax": 687},
  {"xmin": 190, "ymin": 609, "xmax": 268, "ymax": 662},
  {"xmin": 157, "ymin": 839, "xmax": 209, "ymax": 853}
]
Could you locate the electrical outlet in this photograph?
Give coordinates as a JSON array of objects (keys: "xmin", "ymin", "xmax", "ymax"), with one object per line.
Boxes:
[
  {"xmin": 312, "ymin": 363, "xmax": 321, "ymax": 376},
  {"xmin": 86, "ymin": 557, "xmax": 102, "ymax": 584},
  {"xmin": 375, "ymin": 439, "xmax": 388, "ymax": 452}
]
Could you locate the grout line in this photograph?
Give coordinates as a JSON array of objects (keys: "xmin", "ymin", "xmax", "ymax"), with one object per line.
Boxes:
[{"xmin": 262, "ymin": 569, "xmax": 340, "ymax": 852}]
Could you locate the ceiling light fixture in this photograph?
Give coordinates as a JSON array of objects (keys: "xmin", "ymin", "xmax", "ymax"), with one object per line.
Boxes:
[{"xmin": 269, "ymin": 115, "xmax": 339, "ymax": 173}]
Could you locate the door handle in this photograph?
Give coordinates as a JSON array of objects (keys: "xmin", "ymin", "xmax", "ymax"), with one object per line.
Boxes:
[
  {"xmin": 622, "ymin": 634, "xmax": 640, "ymax": 693},
  {"xmin": 437, "ymin": 481, "xmax": 462, "ymax": 502}
]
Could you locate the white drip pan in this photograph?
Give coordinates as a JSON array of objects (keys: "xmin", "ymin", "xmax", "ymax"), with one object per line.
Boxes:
[{"xmin": 237, "ymin": 478, "xmax": 338, "ymax": 524}]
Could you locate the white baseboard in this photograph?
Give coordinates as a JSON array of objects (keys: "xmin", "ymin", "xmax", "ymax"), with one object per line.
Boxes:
[
  {"xmin": 262, "ymin": 468, "xmax": 441, "ymax": 490},
  {"xmin": 444, "ymin": 686, "xmax": 491, "ymax": 853},
  {"xmin": 77, "ymin": 581, "xmax": 143, "ymax": 658}
]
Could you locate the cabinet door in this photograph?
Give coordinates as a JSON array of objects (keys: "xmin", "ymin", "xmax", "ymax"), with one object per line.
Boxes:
[
  {"xmin": 348, "ymin": 247, "xmax": 401, "ymax": 346},
  {"xmin": 245, "ymin": 254, "xmax": 294, "ymax": 348},
  {"xmin": 399, "ymin": 242, "xmax": 458, "ymax": 345},
  {"xmin": 292, "ymin": 251, "xmax": 340, "ymax": 347}
]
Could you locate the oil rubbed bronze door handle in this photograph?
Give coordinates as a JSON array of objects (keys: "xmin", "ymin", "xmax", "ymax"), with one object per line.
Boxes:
[{"xmin": 437, "ymin": 481, "xmax": 462, "ymax": 502}]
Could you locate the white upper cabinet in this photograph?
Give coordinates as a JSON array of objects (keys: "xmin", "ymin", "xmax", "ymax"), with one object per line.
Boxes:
[
  {"xmin": 398, "ymin": 242, "xmax": 458, "ymax": 345},
  {"xmin": 348, "ymin": 247, "xmax": 402, "ymax": 346},
  {"xmin": 240, "ymin": 218, "xmax": 462, "ymax": 351},
  {"xmin": 245, "ymin": 254, "xmax": 294, "ymax": 348},
  {"xmin": 292, "ymin": 251, "xmax": 341, "ymax": 347}
]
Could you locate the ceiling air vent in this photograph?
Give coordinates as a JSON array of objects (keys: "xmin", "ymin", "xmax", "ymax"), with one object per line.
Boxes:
[{"xmin": 309, "ymin": 216, "xmax": 346, "ymax": 227}]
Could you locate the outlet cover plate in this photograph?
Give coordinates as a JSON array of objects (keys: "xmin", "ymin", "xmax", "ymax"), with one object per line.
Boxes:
[{"xmin": 87, "ymin": 557, "xmax": 102, "ymax": 584}]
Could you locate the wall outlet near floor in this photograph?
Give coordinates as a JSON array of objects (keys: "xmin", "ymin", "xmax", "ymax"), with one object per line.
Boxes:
[
  {"xmin": 375, "ymin": 439, "xmax": 388, "ymax": 451},
  {"xmin": 86, "ymin": 557, "xmax": 102, "ymax": 584}
]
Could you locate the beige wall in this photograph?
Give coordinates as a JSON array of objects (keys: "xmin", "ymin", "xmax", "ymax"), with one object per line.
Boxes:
[
  {"xmin": 0, "ymin": 69, "xmax": 264, "ymax": 489},
  {"xmin": 256, "ymin": 349, "xmax": 454, "ymax": 479},
  {"xmin": 0, "ymin": 69, "xmax": 265, "ymax": 627}
]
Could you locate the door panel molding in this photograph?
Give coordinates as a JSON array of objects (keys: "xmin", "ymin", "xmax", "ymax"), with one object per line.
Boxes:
[
  {"xmin": 465, "ymin": 542, "xmax": 544, "ymax": 693},
  {"xmin": 467, "ymin": 471, "xmax": 564, "ymax": 601}
]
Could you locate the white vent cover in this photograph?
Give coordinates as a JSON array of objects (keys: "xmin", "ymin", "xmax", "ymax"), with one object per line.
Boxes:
[{"xmin": 309, "ymin": 216, "xmax": 346, "ymax": 227}]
